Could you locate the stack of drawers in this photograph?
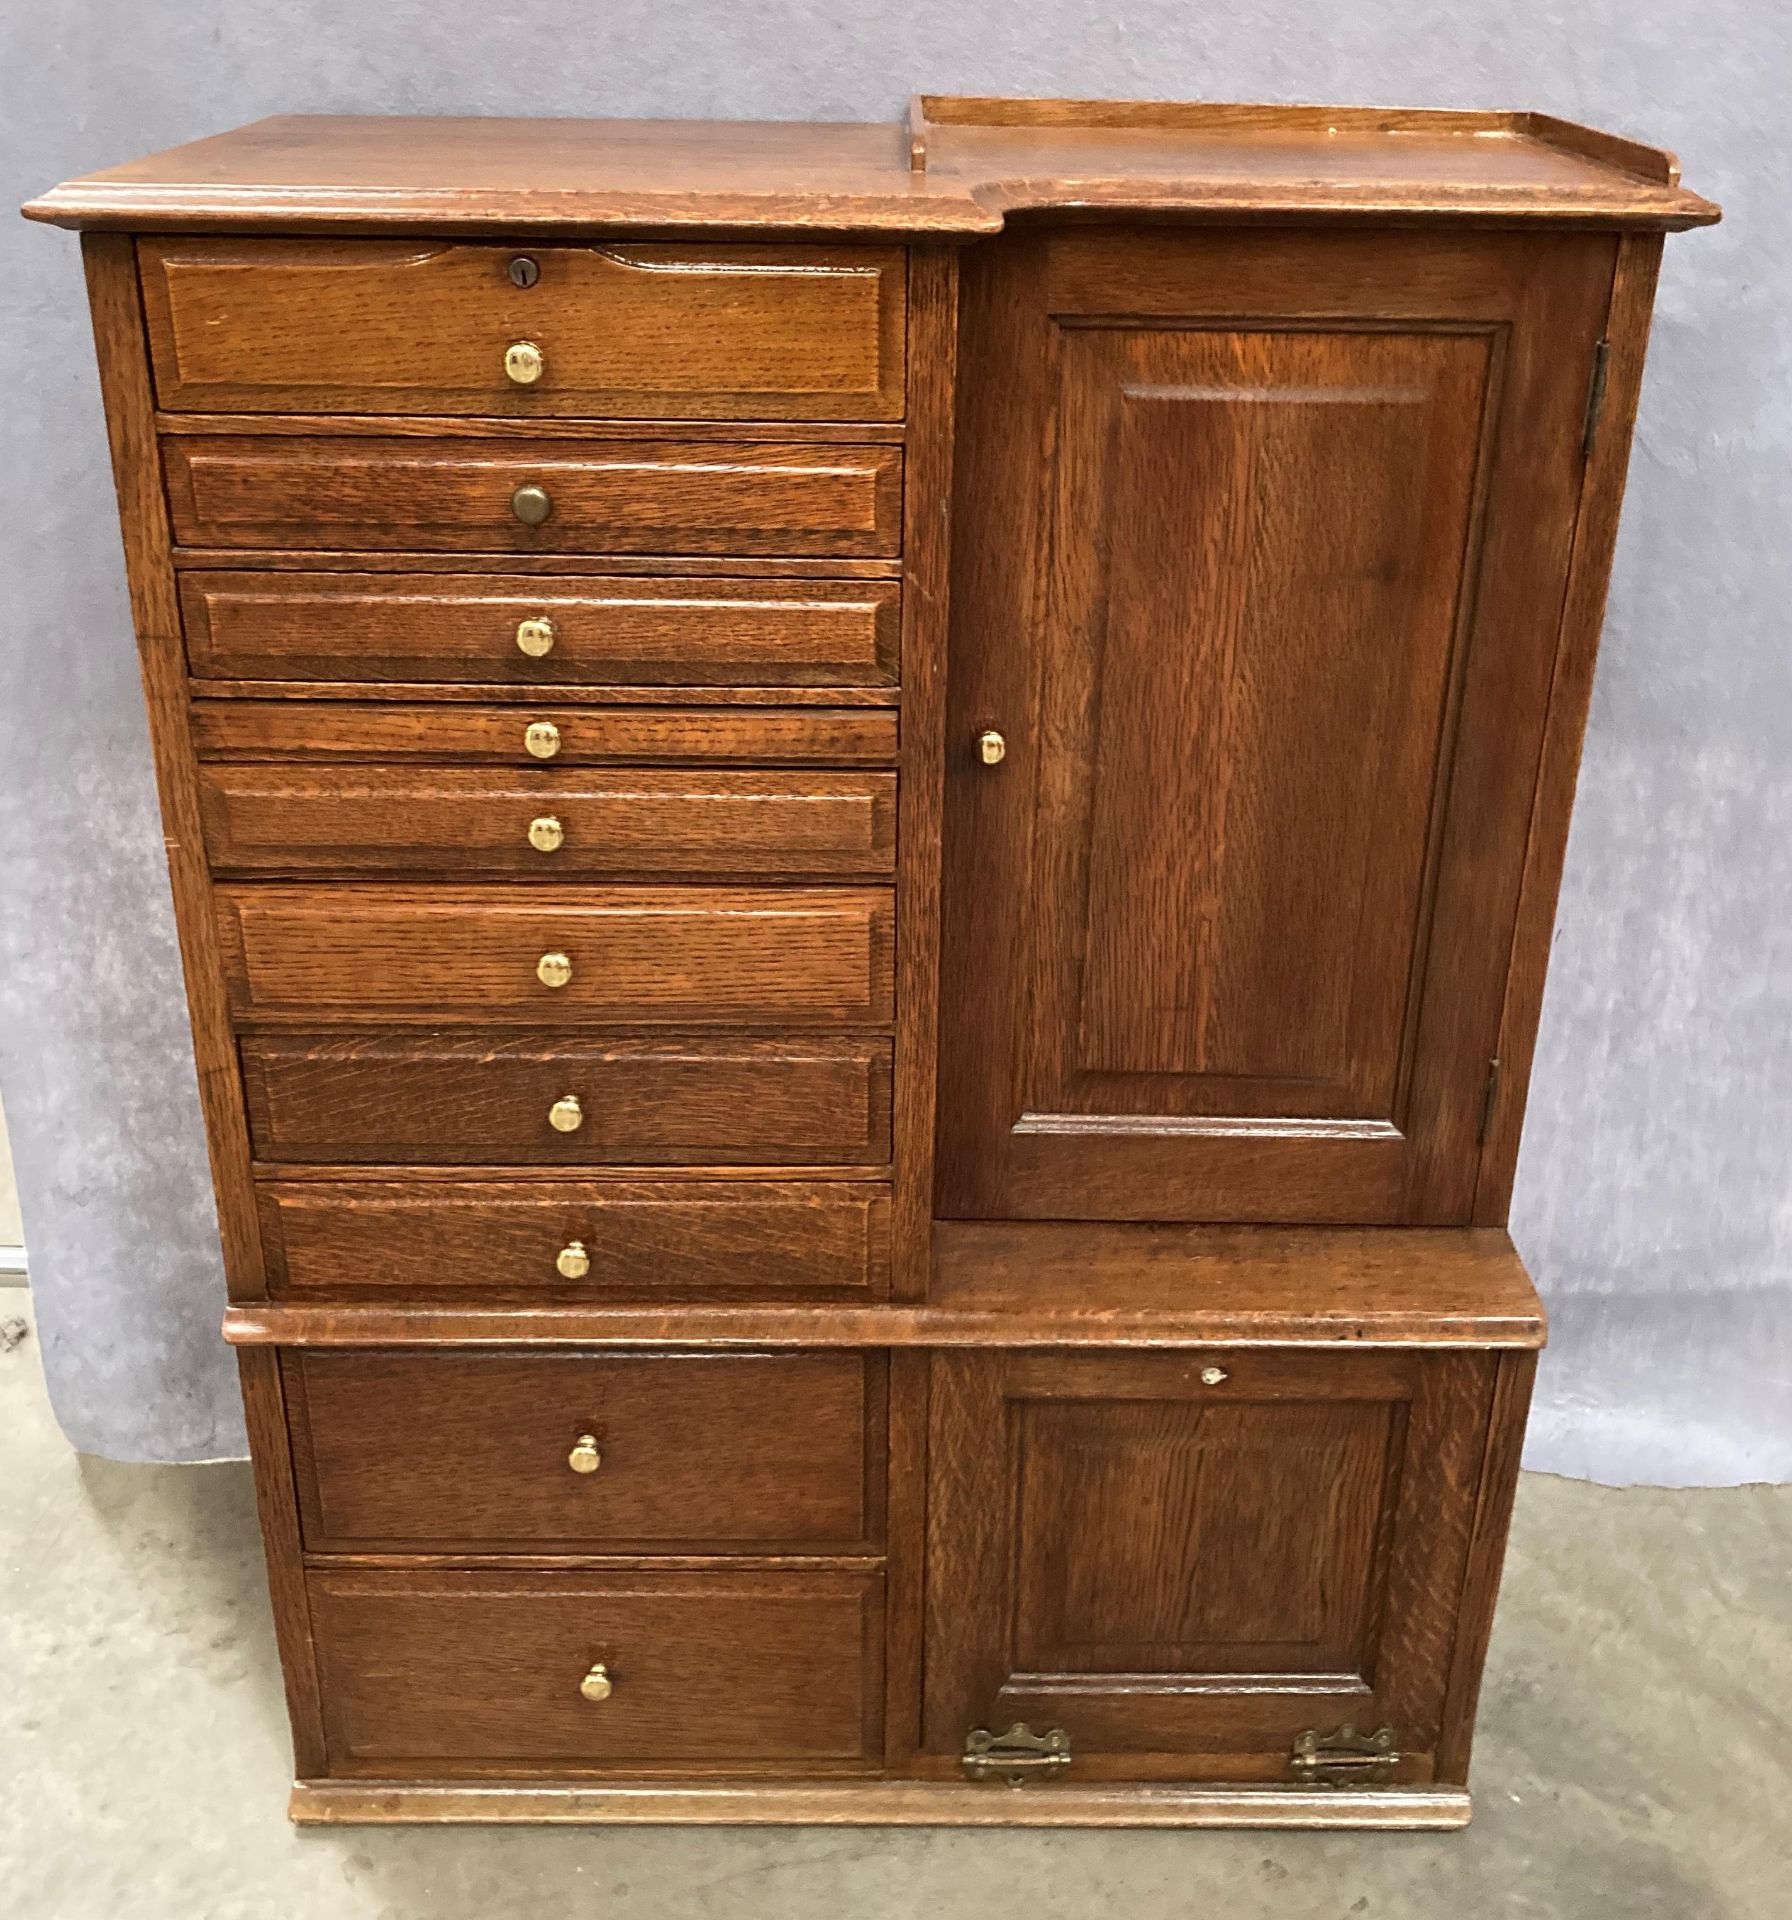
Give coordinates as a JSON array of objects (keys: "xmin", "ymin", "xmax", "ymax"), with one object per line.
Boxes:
[{"xmin": 147, "ymin": 235, "xmax": 912, "ymax": 1776}]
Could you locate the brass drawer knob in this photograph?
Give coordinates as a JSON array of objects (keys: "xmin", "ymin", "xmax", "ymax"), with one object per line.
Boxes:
[
  {"xmin": 524, "ymin": 720, "xmax": 562, "ymax": 760},
  {"xmin": 504, "ymin": 340, "xmax": 545, "ymax": 385},
  {"xmin": 556, "ymin": 1240, "xmax": 592, "ymax": 1280},
  {"xmin": 512, "ymin": 483, "xmax": 553, "ymax": 527},
  {"xmin": 549, "ymin": 1093, "xmax": 584, "ymax": 1133},
  {"xmin": 537, "ymin": 951, "xmax": 572, "ymax": 989},
  {"xmin": 579, "ymin": 1662, "xmax": 613, "ymax": 1703},
  {"xmin": 516, "ymin": 616, "xmax": 557, "ymax": 659},
  {"xmin": 976, "ymin": 728, "xmax": 1007, "ymax": 766},
  {"xmin": 567, "ymin": 1432, "xmax": 602, "ymax": 1474},
  {"xmin": 1200, "ymin": 1365, "xmax": 1229, "ymax": 1386},
  {"xmin": 528, "ymin": 814, "xmax": 565, "ymax": 854}
]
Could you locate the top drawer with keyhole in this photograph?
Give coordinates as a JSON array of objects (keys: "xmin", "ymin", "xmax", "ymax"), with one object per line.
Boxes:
[{"xmin": 138, "ymin": 238, "xmax": 908, "ymax": 421}]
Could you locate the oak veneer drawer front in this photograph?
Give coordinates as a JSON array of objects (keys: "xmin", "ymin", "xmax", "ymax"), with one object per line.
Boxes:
[
  {"xmin": 141, "ymin": 238, "xmax": 907, "ymax": 421},
  {"xmin": 199, "ymin": 766, "xmax": 897, "ymax": 877},
  {"xmin": 310, "ymin": 1568, "xmax": 884, "ymax": 1773},
  {"xmin": 163, "ymin": 438, "xmax": 904, "ymax": 557},
  {"xmin": 258, "ymin": 1179, "xmax": 891, "ymax": 1298},
  {"xmin": 191, "ymin": 701, "xmax": 900, "ymax": 766},
  {"xmin": 239, "ymin": 1032, "xmax": 893, "ymax": 1165},
  {"xmin": 287, "ymin": 1350, "xmax": 881, "ymax": 1551},
  {"xmin": 179, "ymin": 573, "xmax": 901, "ymax": 687},
  {"xmin": 216, "ymin": 885, "xmax": 894, "ymax": 1024}
]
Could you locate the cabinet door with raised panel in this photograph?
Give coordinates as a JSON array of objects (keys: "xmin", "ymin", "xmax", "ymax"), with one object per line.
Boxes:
[
  {"xmin": 937, "ymin": 227, "xmax": 1616, "ymax": 1222},
  {"xmin": 921, "ymin": 1348, "xmax": 1499, "ymax": 1784}
]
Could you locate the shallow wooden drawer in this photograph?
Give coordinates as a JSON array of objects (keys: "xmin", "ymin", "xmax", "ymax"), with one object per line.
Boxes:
[
  {"xmin": 142, "ymin": 238, "xmax": 906, "ymax": 421},
  {"xmin": 258, "ymin": 1179, "xmax": 890, "ymax": 1298},
  {"xmin": 179, "ymin": 572, "xmax": 901, "ymax": 687},
  {"xmin": 310, "ymin": 1567, "xmax": 883, "ymax": 1773},
  {"xmin": 239, "ymin": 1031, "xmax": 893, "ymax": 1166},
  {"xmin": 192, "ymin": 701, "xmax": 900, "ymax": 765},
  {"xmin": 199, "ymin": 765, "xmax": 897, "ymax": 877},
  {"xmin": 217, "ymin": 884, "xmax": 894, "ymax": 1024},
  {"xmin": 287, "ymin": 1349, "xmax": 882, "ymax": 1551},
  {"xmin": 164, "ymin": 437, "xmax": 903, "ymax": 557}
]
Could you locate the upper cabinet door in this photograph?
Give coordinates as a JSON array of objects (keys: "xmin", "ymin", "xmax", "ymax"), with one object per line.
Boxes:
[{"xmin": 937, "ymin": 228, "xmax": 1616, "ymax": 1223}]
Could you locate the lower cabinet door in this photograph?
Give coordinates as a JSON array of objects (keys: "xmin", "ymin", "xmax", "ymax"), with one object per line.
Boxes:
[{"xmin": 922, "ymin": 1348, "xmax": 1499, "ymax": 1784}]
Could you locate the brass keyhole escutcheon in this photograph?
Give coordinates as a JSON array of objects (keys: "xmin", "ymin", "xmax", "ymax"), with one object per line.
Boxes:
[
  {"xmin": 528, "ymin": 814, "xmax": 565, "ymax": 854},
  {"xmin": 567, "ymin": 1432, "xmax": 602, "ymax": 1474},
  {"xmin": 579, "ymin": 1662, "xmax": 614, "ymax": 1703},
  {"xmin": 504, "ymin": 340, "xmax": 545, "ymax": 385},
  {"xmin": 537, "ymin": 951, "xmax": 573, "ymax": 989},
  {"xmin": 507, "ymin": 255, "xmax": 540, "ymax": 289},
  {"xmin": 525, "ymin": 720, "xmax": 562, "ymax": 760},
  {"xmin": 556, "ymin": 1240, "xmax": 591, "ymax": 1280},
  {"xmin": 512, "ymin": 483, "xmax": 553, "ymax": 526},
  {"xmin": 549, "ymin": 1094, "xmax": 584, "ymax": 1133},
  {"xmin": 516, "ymin": 616, "xmax": 557, "ymax": 659},
  {"xmin": 976, "ymin": 728, "xmax": 1007, "ymax": 766}
]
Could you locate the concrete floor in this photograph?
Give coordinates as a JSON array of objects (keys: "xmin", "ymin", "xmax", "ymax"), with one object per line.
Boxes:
[{"xmin": 3, "ymin": 1299, "xmax": 1788, "ymax": 1920}]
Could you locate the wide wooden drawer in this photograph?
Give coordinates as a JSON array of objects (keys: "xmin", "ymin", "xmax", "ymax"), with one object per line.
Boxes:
[
  {"xmin": 217, "ymin": 885, "xmax": 894, "ymax": 1024},
  {"xmin": 141, "ymin": 238, "xmax": 907, "ymax": 421},
  {"xmin": 164, "ymin": 437, "xmax": 903, "ymax": 557},
  {"xmin": 286, "ymin": 1349, "xmax": 883, "ymax": 1551},
  {"xmin": 258, "ymin": 1179, "xmax": 891, "ymax": 1298},
  {"xmin": 309, "ymin": 1568, "xmax": 884, "ymax": 1773},
  {"xmin": 192, "ymin": 701, "xmax": 900, "ymax": 765},
  {"xmin": 179, "ymin": 572, "xmax": 901, "ymax": 687},
  {"xmin": 199, "ymin": 766, "xmax": 897, "ymax": 877},
  {"xmin": 239, "ymin": 1031, "xmax": 894, "ymax": 1165}
]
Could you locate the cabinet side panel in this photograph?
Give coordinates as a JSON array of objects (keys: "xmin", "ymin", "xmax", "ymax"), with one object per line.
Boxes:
[
  {"xmin": 81, "ymin": 232, "xmax": 264, "ymax": 1297},
  {"xmin": 1474, "ymin": 235, "xmax": 1665, "ymax": 1219}
]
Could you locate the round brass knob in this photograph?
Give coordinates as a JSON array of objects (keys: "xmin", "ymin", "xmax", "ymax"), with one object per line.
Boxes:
[
  {"xmin": 568, "ymin": 1432, "xmax": 602, "ymax": 1474},
  {"xmin": 524, "ymin": 720, "xmax": 562, "ymax": 760},
  {"xmin": 512, "ymin": 483, "xmax": 553, "ymax": 526},
  {"xmin": 528, "ymin": 814, "xmax": 565, "ymax": 854},
  {"xmin": 976, "ymin": 729, "xmax": 1007, "ymax": 766},
  {"xmin": 537, "ymin": 951, "xmax": 573, "ymax": 989},
  {"xmin": 579, "ymin": 1662, "xmax": 613, "ymax": 1703},
  {"xmin": 504, "ymin": 340, "xmax": 545, "ymax": 385},
  {"xmin": 556, "ymin": 1240, "xmax": 592, "ymax": 1281},
  {"xmin": 549, "ymin": 1094, "xmax": 584, "ymax": 1133},
  {"xmin": 516, "ymin": 616, "xmax": 557, "ymax": 659},
  {"xmin": 1200, "ymin": 1365, "xmax": 1229, "ymax": 1386}
]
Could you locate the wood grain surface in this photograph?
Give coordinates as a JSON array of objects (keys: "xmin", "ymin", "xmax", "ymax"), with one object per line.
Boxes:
[
  {"xmin": 164, "ymin": 436, "xmax": 905, "ymax": 558},
  {"xmin": 179, "ymin": 571, "xmax": 901, "ymax": 686},
  {"xmin": 140, "ymin": 237, "xmax": 906, "ymax": 421}
]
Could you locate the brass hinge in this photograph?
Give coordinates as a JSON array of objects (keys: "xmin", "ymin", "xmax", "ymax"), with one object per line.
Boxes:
[
  {"xmin": 961, "ymin": 1723, "xmax": 1072, "ymax": 1783},
  {"xmin": 1477, "ymin": 1055, "xmax": 1503, "ymax": 1145},
  {"xmin": 1582, "ymin": 338, "xmax": 1612, "ymax": 457},
  {"xmin": 1290, "ymin": 1724, "xmax": 1402, "ymax": 1788}
]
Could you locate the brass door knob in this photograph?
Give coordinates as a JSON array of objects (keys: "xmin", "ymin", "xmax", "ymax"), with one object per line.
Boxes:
[
  {"xmin": 549, "ymin": 1094, "xmax": 584, "ymax": 1133},
  {"xmin": 537, "ymin": 951, "xmax": 573, "ymax": 989},
  {"xmin": 528, "ymin": 814, "xmax": 565, "ymax": 854},
  {"xmin": 556, "ymin": 1240, "xmax": 592, "ymax": 1280},
  {"xmin": 512, "ymin": 483, "xmax": 553, "ymax": 526},
  {"xmin": 516, "ymin": 616, "xmax": 557, "ymax": 659},
  {"xmin": 524, "ymin": 720, "xmax": 562, "ymax": 760},
  {"xmin": 579, "ymin": 1662, "xmax": 614, "ymax": 1703},
  {"xmin": 504, "ymin": 340, "xmax": 545, "ymax": 385},
  {"xmin": 976, "ymin": 729, "xmax": 1007, "ymax": 766},
  {"xmin": 567, "ymin": 1432, "xmax": 602, "ymax": 1474}
]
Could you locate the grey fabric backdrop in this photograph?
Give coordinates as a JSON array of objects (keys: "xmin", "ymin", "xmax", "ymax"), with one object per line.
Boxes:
[{"xmin": 1, "ymin": 3, "xmax": 1785, "ymax": 1481}]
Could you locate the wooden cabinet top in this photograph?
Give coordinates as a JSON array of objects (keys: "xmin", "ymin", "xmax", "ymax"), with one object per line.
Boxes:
[{"xmin": 25, "ymin": 96, "xmax": 1718, "ymax": 236}]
